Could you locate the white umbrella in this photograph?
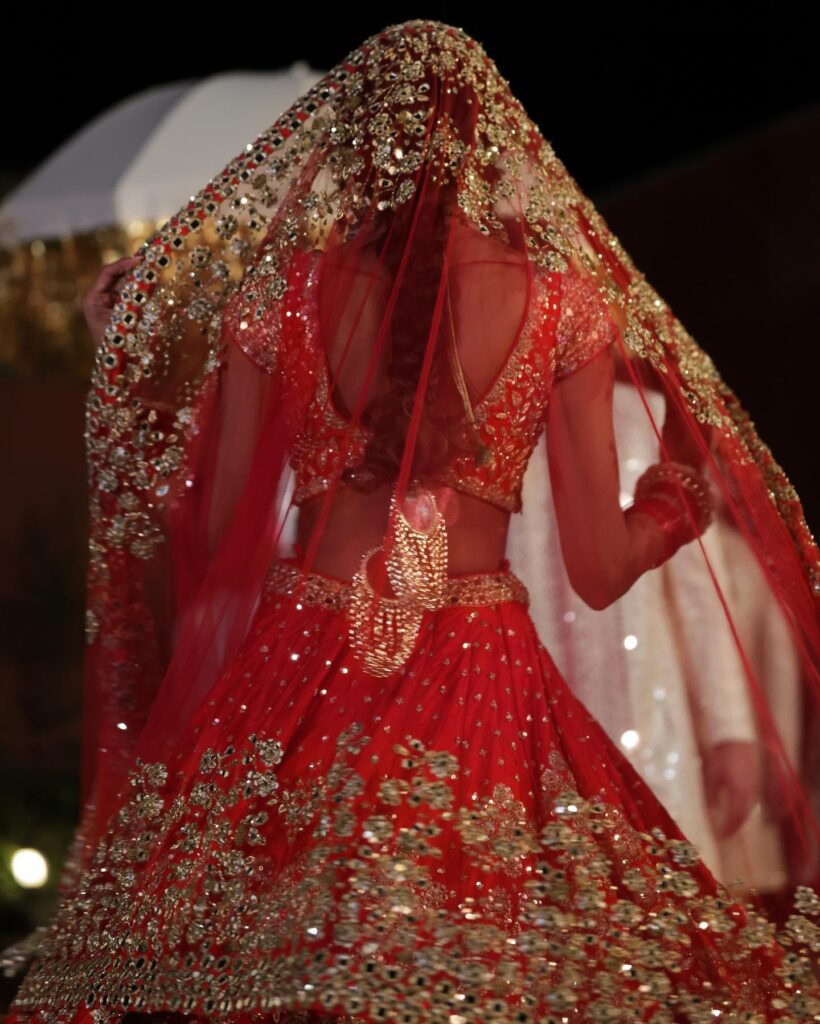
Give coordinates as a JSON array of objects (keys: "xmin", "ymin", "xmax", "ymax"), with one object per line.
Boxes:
[
  {"xmin": 115, "ymin": 62, "xmax": 324, "ymax": 225},
  {"xmin": 0, "ymin": 61, "xmax": 325, "ymax": 246}
]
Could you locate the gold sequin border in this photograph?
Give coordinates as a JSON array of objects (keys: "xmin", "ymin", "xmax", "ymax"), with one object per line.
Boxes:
[{"xmin": 262, "ymin": 558, "xmax": 530, "ymax": 613}]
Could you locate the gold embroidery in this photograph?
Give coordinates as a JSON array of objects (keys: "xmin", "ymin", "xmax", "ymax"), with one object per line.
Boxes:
[
  {"xmin": 262, "ymin": 557, "xmax": 530, "ymax": 615},
  {"xmin": 287, "ymin": 254, "xmax": 372, "ymax": 506},
  {"xmin": 11, "ymin": 724, "xmax": 819, "ymax": 1022},
  {"xmin": 552, "ymin": 260, "xmax": 621, "ymax": 381},
  {"xmin": 85, "ymin": 17, "xmax": 820, "ymax": 637},
  {"xmin": 570, "ymin": 187, "xmax": 820, "ymax": 590},
  {"xmin": 438, "ymin": 269, "xmax": 560, "ymax": 513},
  {"xmin": 346, "ymin": 487, "xmax": 449, "ymax": 677},
  {"xmin": 289, "ymin": 356, "xmax": 372, "ymax": 506},
  {"xmin": 25, "ymin": 21, "xmax": 816, "ymax": 1024}
]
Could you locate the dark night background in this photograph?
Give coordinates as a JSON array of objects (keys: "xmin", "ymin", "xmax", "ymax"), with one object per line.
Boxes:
[{"xmin": 0, "ymin": 2, "xmax": 818, "ymax": 1007}]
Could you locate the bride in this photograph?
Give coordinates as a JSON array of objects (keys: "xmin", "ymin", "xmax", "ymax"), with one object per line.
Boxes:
[{"xmin": 6, "ymin": 18, "xmax": 819, "ymax": 1024}]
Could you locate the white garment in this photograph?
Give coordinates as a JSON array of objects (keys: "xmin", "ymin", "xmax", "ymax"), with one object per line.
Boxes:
[{"xmin": 508, "ymin": 381, "xmax": 801, "ymax": 891}]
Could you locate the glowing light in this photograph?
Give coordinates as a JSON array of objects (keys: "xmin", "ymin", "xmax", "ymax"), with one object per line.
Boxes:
[
  {"xmin": 10, "ymin": 848, "xmax": 48, "ymax": 888},
  {"xmin": 623, "ymin": 634, "xmax": 638, "ymax": 650},
  {"xmin": 116, "ymin": 721, "xmax": 128, "ymax": 731},
  {"xmin": 620, "ymin": 729, "xmax": 640, "ymax": 750}
]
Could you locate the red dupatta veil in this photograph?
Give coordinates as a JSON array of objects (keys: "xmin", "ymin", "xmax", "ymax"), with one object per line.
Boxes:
[{"xmin": 51, "ymin": 18, "xmax": 819, "ymax": 962}]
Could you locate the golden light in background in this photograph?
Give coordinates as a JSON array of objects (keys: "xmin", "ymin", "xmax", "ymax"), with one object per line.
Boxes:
[{"xmin": 10, "ymin": 847, "xmax": 49, "ymax": 888}]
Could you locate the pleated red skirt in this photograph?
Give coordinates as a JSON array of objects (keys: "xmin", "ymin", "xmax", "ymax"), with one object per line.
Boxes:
[{"xmin": 7, "ymin": 558, "xmax": 815, "ymax": 1024}]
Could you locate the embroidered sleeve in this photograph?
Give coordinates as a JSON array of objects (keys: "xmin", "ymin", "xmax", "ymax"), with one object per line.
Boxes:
[
  {"xmin": 221, "ymin": 269, "xmax": 285, "ymax": 377},
  {"xmin": 221, "ymin": 246, "xmax": 323, "ymax": 378},
  {"xmin": 553, "ymin": 264, "xmax": 620, "ymax": 382}
]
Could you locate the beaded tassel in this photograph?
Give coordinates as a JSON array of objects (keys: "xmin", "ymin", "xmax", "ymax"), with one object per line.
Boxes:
[{"xmin": 347, "ymin": 484, "xmax": 447, "ymax": 676}]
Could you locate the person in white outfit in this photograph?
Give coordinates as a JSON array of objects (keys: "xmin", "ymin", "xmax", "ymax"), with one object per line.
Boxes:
[{"xmin": 508, "ymin": 379, "xmax": 803, "ymax": 896}]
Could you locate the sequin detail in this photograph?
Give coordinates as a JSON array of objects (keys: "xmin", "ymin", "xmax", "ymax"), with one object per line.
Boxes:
[
  {"xmin": 225, "ymin": 240, "xmax": 622, "ymax": 515},
  {"xmin": 436, "ymin": 268, "xmax": 560, "ymax": 513},
  {"xmin": 552, "ymin": 259, "xmax": 622, "ymax": 381},
  {"xmin": 85, "ymin": 16, "xmax": 820, "ymax": 617},
  {"xmin": 227, "ymin": 248, "xmax": 564, "ymax": 515},
  {"xmin": 263, "ymin": 557, "xmax": 530, "ymax": 612},
  {"xmin": 10, "ymin": 719, "xmax": 820, "ymax": 1023},
  {"xmin": 33, "ymin": 17, "xmax": 820, "ymax": 1024}
]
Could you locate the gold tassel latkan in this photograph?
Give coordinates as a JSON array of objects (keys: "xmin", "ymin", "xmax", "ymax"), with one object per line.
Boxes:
[{"xmin": 347, "ymin": 485, "xmax": 448, "ymax": 677}]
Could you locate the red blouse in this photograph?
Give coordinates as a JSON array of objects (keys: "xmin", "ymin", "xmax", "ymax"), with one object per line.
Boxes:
[{"xmin": 224, "ymin": 246, "xmax": 620, "ymax": 514}]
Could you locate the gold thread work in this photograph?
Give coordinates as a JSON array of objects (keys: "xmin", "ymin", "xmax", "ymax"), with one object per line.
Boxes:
[
  {"xmin": 347, "ymin": 485, "xmax": 448, "ymax": 677},
  {"xmin": 265, "ymin": 524, "xmax": 529, "ymax": 680}
]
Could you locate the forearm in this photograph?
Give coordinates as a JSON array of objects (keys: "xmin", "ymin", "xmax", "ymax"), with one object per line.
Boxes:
[
  {"xmin": 613, "ymin": 506, "xmax": 675, "ymax": 599},
  {"xmin": 545, "ymin": 343, "xmax": 714, "ymax": 610},
  {"xmin": 560, "ymin": 505, "xmax": 667, "ymax": 610},
  {"xmin": 586, "ymin": 466, "xmax": 715, "ymax": 609}
]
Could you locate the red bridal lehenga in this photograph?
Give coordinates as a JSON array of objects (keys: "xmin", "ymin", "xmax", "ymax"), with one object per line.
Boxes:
[{"xmin": 5, "ymin": 18, "xmax": 820, "ymax": 1024}]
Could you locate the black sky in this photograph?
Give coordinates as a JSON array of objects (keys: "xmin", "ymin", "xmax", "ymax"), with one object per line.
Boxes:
[{"xmin": 6, "ymin": 5, "xmax": 818, "ymax": 189}]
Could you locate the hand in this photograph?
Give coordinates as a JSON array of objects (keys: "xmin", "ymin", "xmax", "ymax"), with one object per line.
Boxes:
[
  {"xmin": 703, "ymin": 739, "xmax": 761, "ymax": 839},
  {"xmin": 82, "ymin": 254, "xmax": 143, "ymax": 352}
]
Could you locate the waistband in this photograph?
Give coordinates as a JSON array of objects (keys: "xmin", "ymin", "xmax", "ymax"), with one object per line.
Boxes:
[{"xmin": 263, "ymin": 557, "xmax": 530, "ymax": 613}]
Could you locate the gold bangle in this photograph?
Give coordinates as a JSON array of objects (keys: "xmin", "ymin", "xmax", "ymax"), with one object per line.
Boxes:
[{"xmin": 634, "ymin": 460, "xmax": 715, "ymax": 536}]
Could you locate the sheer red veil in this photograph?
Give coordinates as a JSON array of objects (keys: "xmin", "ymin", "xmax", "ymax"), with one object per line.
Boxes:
[{"xmin": 56, "ymin": 18, "xmax": 818, "ymax": 954}]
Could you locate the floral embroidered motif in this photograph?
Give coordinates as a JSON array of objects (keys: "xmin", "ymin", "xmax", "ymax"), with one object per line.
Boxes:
[
  {"xmin": 552, "ymin": 260, "xmax": 622, "ymax": 381},
  {"xmin": 237, "ymin": 251, "xmax": 563, "ymax": 515},
  {"xmin": 10, "ymin": 723, "xmax": 819, "ymax": 1023},
  {"xmin": 437, "ymin": 269, "xmax": 560, "ymax": 513}
]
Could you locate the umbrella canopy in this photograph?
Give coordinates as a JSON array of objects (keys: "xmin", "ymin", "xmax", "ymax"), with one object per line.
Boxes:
[{"xmin": 0, "ymin": 62, "xmax": 324, "ymax": 245}]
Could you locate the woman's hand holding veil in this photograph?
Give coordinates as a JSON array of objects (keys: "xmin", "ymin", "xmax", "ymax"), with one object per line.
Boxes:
[{"xmin": 81, "ymin": 254, "xmax": 143, "ymax": 351}]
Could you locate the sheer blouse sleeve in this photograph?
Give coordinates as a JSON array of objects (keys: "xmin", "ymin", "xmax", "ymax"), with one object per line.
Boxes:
[{"xmin": 553, "ymin": 261, "xmax": 622, "ymax": 382}]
